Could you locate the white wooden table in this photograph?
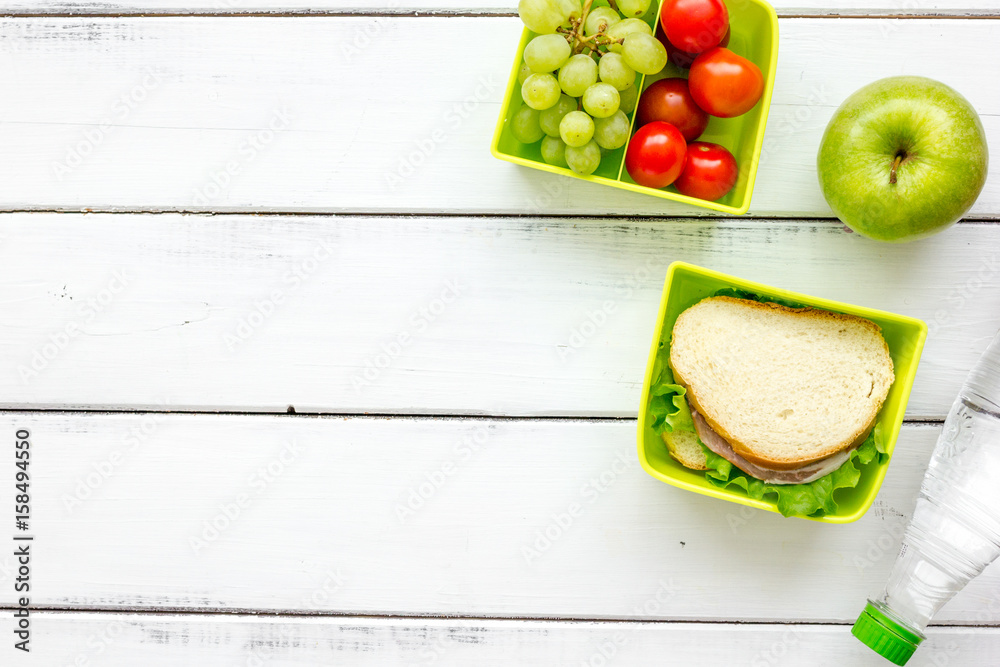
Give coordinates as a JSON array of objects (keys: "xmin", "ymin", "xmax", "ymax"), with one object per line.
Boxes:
[{"xmin": 1, "ymin": 0, "xmax": 999, "ymax": 663}]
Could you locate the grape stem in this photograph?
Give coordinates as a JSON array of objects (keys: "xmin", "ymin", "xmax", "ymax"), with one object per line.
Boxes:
[
  {"xmin": 591, "ymin": 35, "xmax": 623, "ymax": 49},
  {"xmin": 562, "ymin": 0, "xmax": 620, "ymax": 57},
  {"xmin": 571, "ymin": 0, "xmax": 595, "ymax": 53}
]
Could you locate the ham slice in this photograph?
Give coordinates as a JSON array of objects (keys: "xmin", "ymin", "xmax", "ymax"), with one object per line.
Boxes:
[{"xmin": 689, "ymin": 401, "xmax": 850, "ymax": 485}]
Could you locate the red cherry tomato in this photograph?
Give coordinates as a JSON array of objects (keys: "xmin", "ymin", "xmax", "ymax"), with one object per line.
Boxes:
[
  {"xmin": 674, "ymin": 141, "xmax": 738, "ymax": 201},
  {"xmin": 688, "ymin": 47, "xmax": 764, "ymax": 118},
  {"xmin": 625, "ymin": 121, "xmax": 688, "ymax": 189},
  {"xmin": 659, "ymin": 0, "xmax": 729, "ymax": 55},
  {"xmin": 656, "ymin": 22, "xmax": 729, "ymax": 69},
  {"xmin": 635, "ymin": 78, "xmax": 708, "ymax": 142}
]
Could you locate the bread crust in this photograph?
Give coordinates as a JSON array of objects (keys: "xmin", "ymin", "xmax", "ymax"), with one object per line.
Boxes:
[{"xmin": 668, "ymin": 296, "xmax": 893, "ymax": 471}]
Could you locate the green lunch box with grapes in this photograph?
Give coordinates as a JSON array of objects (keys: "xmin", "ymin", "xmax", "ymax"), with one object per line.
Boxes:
[{"xmin": 490, "ymin": 0, "xmax": 778, "ymax": 215}]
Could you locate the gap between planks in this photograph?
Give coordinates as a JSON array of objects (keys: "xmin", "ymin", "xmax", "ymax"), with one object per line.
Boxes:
[
  {"xmin": 0, "ymin": 407, "xmax": 946, "ymax": 424},
  {"xmin": 1, "ymin": 10, "xmax": 999, "ymax": 17},
  {"xmin": 0, "ymin": 210, "xmax": 999, "ymax": 223},
  {"xmin": 4, "ymin": 606, "xmax": 998, "ymax": 629}
]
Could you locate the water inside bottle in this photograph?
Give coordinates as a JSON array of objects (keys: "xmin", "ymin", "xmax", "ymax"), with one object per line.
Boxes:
[{"xmin": 881, "ymin": 391, "xmax": 1000, "ymax": 631}]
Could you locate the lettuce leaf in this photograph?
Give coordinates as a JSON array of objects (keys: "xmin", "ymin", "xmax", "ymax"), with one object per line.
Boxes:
[
  {"xmin": 699, "ymin": 425, "xmax": 887, "ymax": 518},
  {"xmin": 712, "ymin": 287, "xmax": 804, "ymax": 310},
  {"xmin": 648, "ymin": 372, "xmax": 693, "ymax": 434}
]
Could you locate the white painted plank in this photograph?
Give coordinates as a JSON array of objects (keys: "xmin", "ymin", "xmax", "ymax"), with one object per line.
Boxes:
[
  {"xmin": 1, "ymin": 18, "xmax": 999, "ymax": 216},
  {"xmin": 0, "ymin": 213, "xmax": 997, "ymax": 418},
  {"xmin": 3, "ymin": 412, "xmax": 1000, "ymax": 624},
  {"xmin": 5, "ymin": 613, "xmax": 1000, "ymax": 666},
  {"xmin": 0, "ymin": 0, "xmax": 996, "ymax": 15}
]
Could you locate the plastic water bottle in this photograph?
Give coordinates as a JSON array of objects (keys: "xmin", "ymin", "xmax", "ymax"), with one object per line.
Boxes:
[{"xmin": 853, "ymin": 331, "xmax": 1000, "ymax": 665}]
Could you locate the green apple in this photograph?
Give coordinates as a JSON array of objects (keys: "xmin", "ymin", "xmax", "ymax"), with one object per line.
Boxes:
[{"xmin": 817, "ymin": 76, "xmax": 988, "ymax": 242}]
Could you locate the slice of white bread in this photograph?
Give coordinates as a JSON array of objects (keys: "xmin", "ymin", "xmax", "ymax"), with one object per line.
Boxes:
[
  {"xmin": 662, "ymin": 430, "xmax": 708, "ymax": 470},
  {"xmin": 668, "ymin": 296, "xmax": 894, "ymax": 471}
]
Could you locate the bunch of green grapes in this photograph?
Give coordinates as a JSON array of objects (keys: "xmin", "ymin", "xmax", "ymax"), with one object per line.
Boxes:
[{"xmin": 510, "ymin": 0, "xmax": 667, "ymax": 176}]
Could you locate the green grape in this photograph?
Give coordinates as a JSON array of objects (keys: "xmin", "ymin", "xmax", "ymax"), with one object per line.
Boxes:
[
  {"xmin": 622, "ymin": 32, "xmax": 667, "ymax": 75},
  {"xmin": 616, "ymin": 0, "xmax": 651, "ymax": 17},
  {"xmin": 559, "ymin": 110, "xmax": 595, "ymax": 147},
  {"xmin": 598, "ymin": 53, "xmax": 635, "ymax": 91},
  {"xmin": 511, "ymin": 105, "xmax": 545, "ymax": 143},
  {"xmin": 539, "ymin": 94, "xmax": 578, "ymax": 137},
  {"xmin": 518, "ymin": 0, "xmax": 582, "ymax": 34},
  {"xmin": 565, "ymin": 140, "xmax": 601, "ymax": 175},
  {"xmin": 593, "ymin": 110, "xmax": 629, "ymax": 150},
  {"xmin": 604, "ymin": 18, "xmax": 652, "ymax": 53},
  {"xmin": 584, "ymin": 7, "xmax": 620, "ymax": 36},
  {"xmin": 524, "ymin": 34, "xmax": 572, "ymax": 73},
  {"xmin": 618, "ymin": 83, "xmax": 638, "ymax": 114},
  {"xmin": 582, "ymin": 83, "xmax": 620, "ymax": 118},
  {"xmin": 558, "ymin": 54, "xmax": 598, "ymax": 97},
  {"xmin": 522, "ymin": 73, "xmax": 561, "ymax": 110},
  {"xmin": 540, "ymin": 135, "xmax": 569, "ymax": 167},
  {"xmin": 518, "ymin": 61, "xmax": 533, "ymax": 85}
]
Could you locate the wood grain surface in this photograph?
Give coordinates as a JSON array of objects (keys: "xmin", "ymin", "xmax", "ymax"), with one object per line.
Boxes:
[
  {"xmin": 0, "ymin": 412, "xmax": 998, "ymax": 625},
  {"xmin": 1, "ymin": 18, "xmax": 998, "ymax": 216},
  {"xmin": 0, "ymin": 214, "xmax": 995, "ymax": 418}
]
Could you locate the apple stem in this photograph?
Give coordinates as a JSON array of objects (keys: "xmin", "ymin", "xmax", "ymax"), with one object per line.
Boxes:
[{"xmin": 889, "ymin": 154, "xmax": 904, "ymax": 185}]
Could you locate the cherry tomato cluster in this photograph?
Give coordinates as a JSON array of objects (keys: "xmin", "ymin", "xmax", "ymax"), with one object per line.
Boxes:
[{"xmin": 624, "ymin": 0, "xmax": 764, "ymax": 201}]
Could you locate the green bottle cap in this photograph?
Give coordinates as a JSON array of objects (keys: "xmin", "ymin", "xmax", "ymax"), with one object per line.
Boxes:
[{"xmin": 852, "ymin": 601, "xmax": 924, "ymax": 666}]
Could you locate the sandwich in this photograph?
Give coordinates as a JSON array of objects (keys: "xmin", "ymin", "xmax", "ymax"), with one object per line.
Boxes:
[{"xmin": 650, "ymin": 294, "xmax": 895, "ymax": 517}]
